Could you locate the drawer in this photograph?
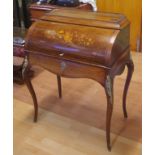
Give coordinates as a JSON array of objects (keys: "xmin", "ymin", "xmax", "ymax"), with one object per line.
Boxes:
[{"xmin": 29, "ymin": 53, "xmax": 106, "ymax": 84}]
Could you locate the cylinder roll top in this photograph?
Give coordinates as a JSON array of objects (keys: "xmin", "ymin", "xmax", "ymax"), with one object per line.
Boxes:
[{"xmin": 25, "ymin": 9, "xmax": 130, "ymax": 67}]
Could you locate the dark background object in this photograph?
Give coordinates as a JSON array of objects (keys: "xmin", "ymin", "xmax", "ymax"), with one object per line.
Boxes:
[
  {"xmin": 13, "ymin": 0, "xmax": 33, "ymax": 28},
  {"xmin": 56, "ymin": 0, "xmax": 79, "ymax": 7},
  {"xmin": 35, "ymin": 0, "xmax": 48, "ymax": 4},
  {"xmin": 13, "ymin": 0, "xmax": 21, "ymax": 27},
  {"xmin": 22, "ymin": 0, "xmax": 33, "ymax": 28}
]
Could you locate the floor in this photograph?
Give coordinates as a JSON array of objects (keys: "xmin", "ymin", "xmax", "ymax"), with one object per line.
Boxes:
[
  {"xmin": 13, "ymin": 52, "xmax": 142, "ymax": 155},
  {"xmin": 14, "ymin": 99, "xmax": 141, "ymax": 155}
]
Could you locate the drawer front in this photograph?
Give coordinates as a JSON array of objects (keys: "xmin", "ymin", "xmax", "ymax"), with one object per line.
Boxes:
[{"xmin": 29, "ymin": 53, "xmax": 106, "ymax": 84}]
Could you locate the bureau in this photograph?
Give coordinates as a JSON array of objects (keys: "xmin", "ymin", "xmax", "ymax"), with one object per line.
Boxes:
[{"xmin": 23, "ymin": 9, "xmax": 134, "ymax": 151}]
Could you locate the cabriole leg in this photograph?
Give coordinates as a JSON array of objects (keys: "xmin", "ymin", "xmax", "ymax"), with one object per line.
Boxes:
[
  {"xmin": 123, "ymin": 58, "xmax": 134, "ymax": 118},
  {"xmin": 22, "ymin": 56, "xmax": 38, "ymax": 122},
  {"xmin": 104, "ymin": 75, "xmax": 114, "ymax": 151},
  {"xmin": 57, "ymin": 75, "xmax": 62, "ymax": 98}
]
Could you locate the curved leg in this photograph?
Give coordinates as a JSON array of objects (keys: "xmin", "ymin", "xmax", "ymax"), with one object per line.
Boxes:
[
  {"xmin": 22, "ymin": 56, "xmax": 38, "ymax": 122},
  {"xmin": 123, "ymin": 58, "xmax": 134, "ymax": 118},
  {"xmin": 104, "ymin": 75, "xmax": 114, "ymax": 151},
  {"xmin": 57, "ymin": 75, "xmax": 62, "ymax": 98}
]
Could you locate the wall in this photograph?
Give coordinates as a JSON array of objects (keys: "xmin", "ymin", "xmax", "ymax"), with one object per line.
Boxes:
[{"xmin": 96, "ymin": 0, "xmax": 142, "ymax": 52}]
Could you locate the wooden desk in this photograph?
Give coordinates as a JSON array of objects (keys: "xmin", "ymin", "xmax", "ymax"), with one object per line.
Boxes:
[{"xmin": 22, "ymin": 9, "xmax": 134, "ymax": 151}]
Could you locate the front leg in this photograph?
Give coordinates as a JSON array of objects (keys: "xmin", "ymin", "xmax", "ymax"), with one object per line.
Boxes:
[
  {"xmin": 57, "ymin": 75, "xmax": 62, "ymax": 98},
  {"xmin": 22, "ymin": 56, "xmax": 38, "ymax": 122},
  {"xmin": 123, "ymin": 58, "xmax": 134, "ymax": 118},
  {"xmin": 104, "ymin": 75, "xmax": 114, "ymax": 151}
]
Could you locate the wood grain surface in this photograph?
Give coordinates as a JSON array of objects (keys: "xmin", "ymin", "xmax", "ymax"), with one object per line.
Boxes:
[{"xmin": 14, "ymin": 98, "xmax": 141, "ymax": 155}]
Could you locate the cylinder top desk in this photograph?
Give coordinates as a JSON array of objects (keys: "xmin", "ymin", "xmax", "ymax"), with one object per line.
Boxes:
[{"xmin": 22, "ymin": 9, "xmax": 134, "ymax": 151}]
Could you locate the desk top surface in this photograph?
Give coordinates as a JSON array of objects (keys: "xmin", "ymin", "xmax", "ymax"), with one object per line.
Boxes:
[{"xmin": 42, "ymin": 9, "xmax": 129, "ymax": 30}]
